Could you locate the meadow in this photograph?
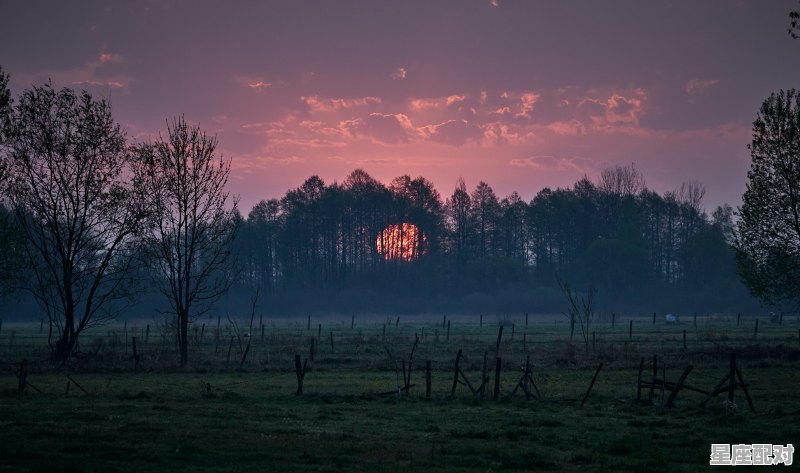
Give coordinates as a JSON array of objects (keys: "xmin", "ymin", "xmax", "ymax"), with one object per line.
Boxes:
[{"xmin": 1, "ymin": 312, "xmax": 798, "ymax": 472}]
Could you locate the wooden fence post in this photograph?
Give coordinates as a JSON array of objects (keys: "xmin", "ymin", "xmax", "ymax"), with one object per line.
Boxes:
[
  {"xmin": 580, "ymin": 363, "xmax": 603, "ymax": 407},
  {"xmin": 495, "ymin": 325, "xmax": 504, "ymax": 355},
  {"xmin": 382, "ymin": 324, "xmax": 386, "ymax": 342},
  {"xmin": 450, "ymin": 349, "xmax": 463, "ymax": 397},
  {"xmin": 693, "ymin": 312, "xmax": 697, "ymax": 327},
  {"xmin": 145, "ymin": 324, "xmax": 150, "ymax": 345},
  {"xmin": 480, "ymin": 314, "xmax": 483, "ymax": 328},
  {"xmin": 636, "ymin": 357, "xmax": 644, "ymax": 403},
  {"xmin": 294, "ymin": 354, "xmax": 307, "ymax": 395},
  {"xmin": 351, "ymin": 315, "xmax": 354, "ymax": 329},
  {"xmin": 525, "ymin": 313, "xmax": 529, "ymax": 328},
  {"xmin": 329, "ymin": 331, "xmax": 334, "ymax": 352},
  {"xmin": 226, "ymin": 336, "xmax": 235, "ymax": 364},
  {"xmin": 652, "ymin": 312, "xmax": 656, "ymax": 326},
  {"xmin": 629, "ymin": 320, "xmax": 633, "ymax": 339},
  {"xmin": 318, "ymin": 323, "xmax": 322, "ymax": 341},
  {"xmin": 493, "ymin": 357, "xmax": 502, "ymax": 400},
  {"xmin": 307, "ymin": 314, "xmax": 311, "ymax": 330},
  {"xmin": 481, "ymin": 351, "xmax": 489, "ymax": 398},
  {"xmin": 446, "ymin": 320, "xmax": 450, "ymax": 342},
  {"xmin": 753, "ymin": 319, "xmax": 759, "ymax": 340},
  {"xmin": 665, "ymin": 364, "xmax": 693, "ymax": 408},
  {"xmin": 611, "ymin": 312, "xmax": 615, "ymax": 328}
]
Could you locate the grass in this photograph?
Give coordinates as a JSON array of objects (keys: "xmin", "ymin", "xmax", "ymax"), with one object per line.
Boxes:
[{"xmin": 0, "ymin": 313, "xmax": 799, "ymax": 472}]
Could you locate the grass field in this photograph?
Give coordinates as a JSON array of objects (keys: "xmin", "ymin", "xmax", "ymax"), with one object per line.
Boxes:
[{"xmin": 1, "ymin": 313, "xmax": 798, "ymax": 472}]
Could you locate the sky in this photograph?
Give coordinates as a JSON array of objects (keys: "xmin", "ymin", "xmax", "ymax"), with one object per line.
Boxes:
[{"xmin": 1, "ymin": 0, "xmax": 799, "ymax": 214}]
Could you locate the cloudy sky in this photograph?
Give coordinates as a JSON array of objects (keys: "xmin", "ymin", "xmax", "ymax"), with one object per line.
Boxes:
[{"xmin": 2, "ymin": 1, "xmax": 798, "ymax": 213}]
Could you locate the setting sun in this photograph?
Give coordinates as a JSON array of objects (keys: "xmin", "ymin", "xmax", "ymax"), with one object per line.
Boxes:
[{"xmin": 376, "ymin": 223, "xmax": 427, "ymax": 262}]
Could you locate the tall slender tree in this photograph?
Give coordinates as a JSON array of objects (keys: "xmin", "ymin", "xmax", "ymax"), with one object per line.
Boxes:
[{"xmin": 135, "ymin": 117, "xmax": 238, "ymax": 367}]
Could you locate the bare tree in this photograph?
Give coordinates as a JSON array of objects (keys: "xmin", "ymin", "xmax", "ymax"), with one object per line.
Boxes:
[
  {"xmin": 0, "ymin": 83, "xmax": 146, "ymax": 361},
  {"xmin": 597, "ymin": 163, "xmax": 646, "ymax": 197},
  {"xmin": 674, "ymin": 180, "xmax": 706, "ymax": 215},
  {"xmin": 558, "ymin": 279, "xmax": 597, "ymax": 356},
  {"xmin": 135, "ymin": 117, "xmax": 238, "ymax": 367}
]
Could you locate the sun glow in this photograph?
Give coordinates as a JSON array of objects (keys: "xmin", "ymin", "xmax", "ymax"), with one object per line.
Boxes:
[{"xmin": 376, "ymin": 223, "xmax": 427, "ymax": 262}]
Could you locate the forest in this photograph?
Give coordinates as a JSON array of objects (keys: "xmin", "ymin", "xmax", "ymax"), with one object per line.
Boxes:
[{"xmin": 226, "ymin": 166, "xmax": 755, "ymax": 316}]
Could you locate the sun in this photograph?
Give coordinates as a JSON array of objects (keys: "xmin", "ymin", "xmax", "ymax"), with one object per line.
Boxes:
[{"xmin": 376, "ymin": 223, "xmax": 427, "ymax": 262}]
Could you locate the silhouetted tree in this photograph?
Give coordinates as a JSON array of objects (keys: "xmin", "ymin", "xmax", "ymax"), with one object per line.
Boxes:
[
  {"xmin": 1, "ymin": 83, "xmax": 146, "ymax": 361},
  {"xmin": 135, "ymin": 117, "xmax": 238, "ymax": 367},
  {"xmin": 736, "ymin": 89, "xmax": 800, "ymax": 307}
]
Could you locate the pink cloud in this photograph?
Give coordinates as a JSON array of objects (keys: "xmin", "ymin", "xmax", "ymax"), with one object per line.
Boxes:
[
  {"xmin": 341, "ymin": 113, "xmax": 417, "ymax": 144},
  {"xmin": 684, "ymin": 78, "xmax": 719, "ymax": 95},
  {"xmin": 515, "ymin": 92, "xmax": 540, "ymax": 118},
  {"xmin": 409, "ymin": 94, "xmax": 466, "ymax": 110},
  {"xmin": 302, "ymin": 95, "xmax": 382, "ymax": 113},
  {"xmin": 420, "ymin": 119, "xmax": 483, "ymax": 146},
  {"xmin": 547, "ymin": 119, "xmax": 585, "ymax": 136}
]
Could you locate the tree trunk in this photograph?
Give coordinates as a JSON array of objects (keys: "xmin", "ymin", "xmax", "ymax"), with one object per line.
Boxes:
[{"xmin": 179, "ymin": 311, "xmax": 189, "ymax": 367}]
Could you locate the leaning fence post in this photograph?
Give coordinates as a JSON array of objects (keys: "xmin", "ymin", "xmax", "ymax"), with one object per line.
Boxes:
[
  {"xmin": 226, "ymin": 336, "xmax": 234, "ymax": 364},
  {"xmin": 580, "ymin": 363, "xmax": 603, "ymax": 407},
  {"xmin": 665, "ymin": 364, "xmax": 693, "ymax": 408},
  {"xmin": 495, "ymin": 325, "xmax": 504, "ymax": 355},
  {"xmin": 450, "ymin": 349, "xmax": 463, "ymax": 397},
  {"xmin": 493, "ymin": 357, "xmax": 502, "ymax": 400}
]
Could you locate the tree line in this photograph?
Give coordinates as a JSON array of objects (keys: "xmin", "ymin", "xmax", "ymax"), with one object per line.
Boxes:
[{"xmin": 231, "ymin": 165, "xmax": 754, "ymax": 316}]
